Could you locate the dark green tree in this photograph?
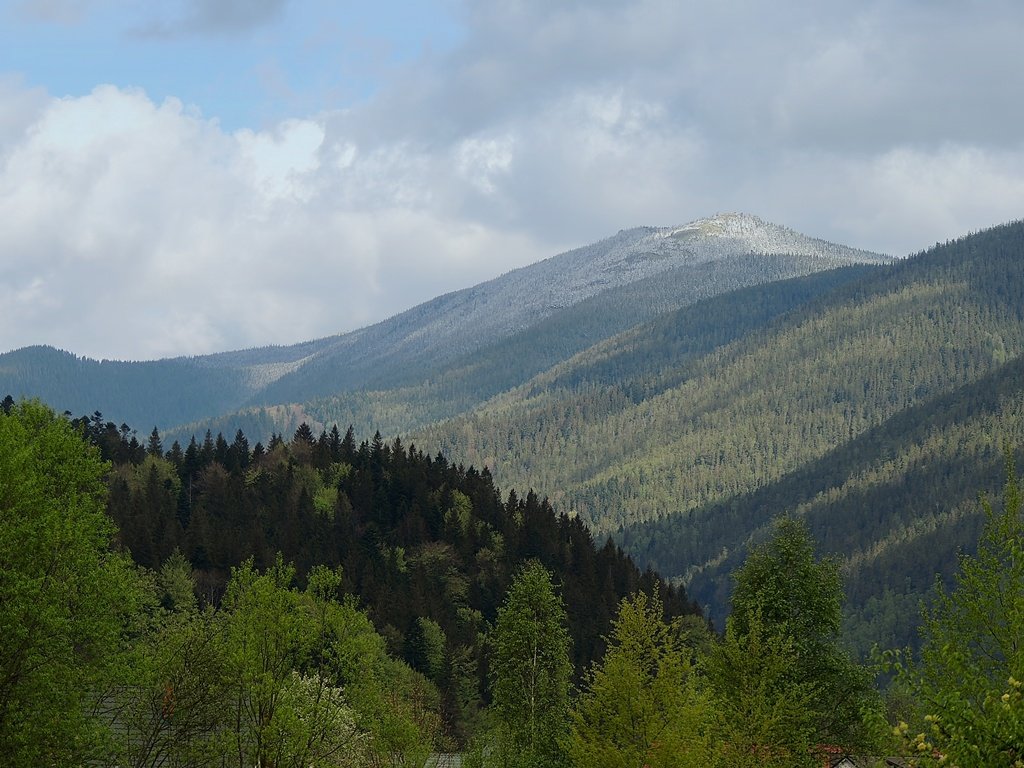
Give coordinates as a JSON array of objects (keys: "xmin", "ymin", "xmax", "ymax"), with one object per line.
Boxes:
[{"xmin": 147, "ymin": 426, "xmax": 163, "ymax": 457}]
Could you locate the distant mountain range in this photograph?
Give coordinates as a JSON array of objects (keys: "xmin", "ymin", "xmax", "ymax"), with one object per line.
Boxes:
[
  {"xmin": 0, "ymin": 212, "xmax": 890, "ymax": 436},
  {"xmin": 14, "ymin": 213, "xmax": 1024, "ymax": 653}
]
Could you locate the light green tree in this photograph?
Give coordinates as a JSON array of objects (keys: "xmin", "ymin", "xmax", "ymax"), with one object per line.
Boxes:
[
  {"xmin": 316, "ymin": 581, "xmax": 441, "ymax": 767},
  {"xmin": 111, "ymin": 595, "xmax": 232, "ymax": 768},
  {"xmin": 406, "ymin": 616, "xmax": 447, "ymax": 682},
  {"xmin": 218, "ymin": 559, "xmax": 365, "ymax": 768},
  {"xmin": 708, "ymin": 517, "xmax": 878, "ymax": 765},
  {"xmin": 488, "ymin": 561, "xmax": 572, "ymax": 768},
  {"xmin": 114, "ymin": 557, "xmax": 439, "ymax": 768},
  {"xmin": 0, "ymin": 400, "xmax": 141, "ymax": 766},
  {"xmin": 705, "ymin": 609, "xmax": 819, "ymax": 767},
  {"xmin": 569, "ymin": 590, "xmax": 712, "ymax": 768},
  {"xmin": 907, "ymin": 451, "xmax": 1024, "ymax": 766}
]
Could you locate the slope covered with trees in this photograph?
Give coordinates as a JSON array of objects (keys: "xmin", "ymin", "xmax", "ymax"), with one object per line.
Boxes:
[
  {"xmin": 0, "ymin": 345, "xmax": 258, "ymax": 430},
  {"xmin": 417, "ymin": 220, "xmax": 1024, "ymax": 648},
  {"xmin": 68, "ymin": 408, "xmax": 699, "ymax": 743},
  {"xmin": 5, "ymin": 399, "xmax": 1020, "ymax": 766}
]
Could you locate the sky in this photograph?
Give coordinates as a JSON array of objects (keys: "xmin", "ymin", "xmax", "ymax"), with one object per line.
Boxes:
[{"xmin": 2, "ymin": 0, "xmax": 1023, "ymax": 361}]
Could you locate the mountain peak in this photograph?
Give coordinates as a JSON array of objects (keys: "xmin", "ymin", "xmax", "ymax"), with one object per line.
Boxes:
[
  {"xmin": 653, "ymin": 212, "xmax": 889, "ymax": 265},
  {"xmin": 672, "ymin": 211, "xmax": 767, "ymax": 235}
]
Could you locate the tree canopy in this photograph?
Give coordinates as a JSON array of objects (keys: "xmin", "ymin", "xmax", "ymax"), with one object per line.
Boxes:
[
  {"xmin": 488, "ymin": 561, "xmax": 572, "ymax": 768},
  {"xmin": 707, "ymin": 518, "xmax": 878, "ymax": 763},
  {"xmin": 0, "ymin": 400, "xmax": 140, "ymax": 766}
]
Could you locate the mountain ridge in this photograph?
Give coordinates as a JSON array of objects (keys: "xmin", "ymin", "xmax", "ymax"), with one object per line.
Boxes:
[{"xmin": 1, "ymin": 212, "xmax": 891, "ymax": 433}]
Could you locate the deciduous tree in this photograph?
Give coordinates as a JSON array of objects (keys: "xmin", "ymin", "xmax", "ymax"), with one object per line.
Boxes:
[
  {"xmin": 488, "ymin": 561, "xmax": 571, "ymax": 768},
  {"xmin": 909, "ymin": 451, "xmax": 1024, "ymax": 766},
  {"xmin": 0, "ymin": 400, "xmax": 140, "ymax": 766},
  {"xmin": 709, "ymin": 518, "xmax": 878, "ymax": 763}
]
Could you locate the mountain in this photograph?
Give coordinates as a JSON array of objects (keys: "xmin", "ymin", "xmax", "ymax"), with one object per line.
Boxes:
[
  {"xmin": 0, "ymin": 213, "xmax": 890, "ymax": 436},
  {"xmin": 247, "ymin": 213, "xmax": 891, "ymax": 404},
  {"xmin": 413, "ymin": 220, "xmax": 1024, "ymax": 653},
  {"xmin": 8, "ymin": 213, "xmax": 1021, "ymax": 656}
]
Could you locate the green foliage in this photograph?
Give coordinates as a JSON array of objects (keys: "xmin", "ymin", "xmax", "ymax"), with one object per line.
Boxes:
[
  {"xmin": 730, "ymin": 518, "xmax": 843, "ymax": 642},
  {"xmin": 157, "ymin": 548, "xmax": 199, "ymax": 613},
  {"xmin": 446, "ymin": 490, "xmax": 473, "ymax": 534},
  {"xmin": 111, "ymin": 558, "xmax": 439, "ymax": 767},
  {"xmin": 488, "ymin": 562, "xmax": 572, "ymax": 768},
  {"xmin": 110, "ymin": 594, "xmax": 232, "ymax": 768},
  {"xmin": 93, "ymin": 419, "xmax": 699, "ymax": 744},
  {"xmin": 905, "ymin": 451, "xmax": 1024, "ymax": 766},
  {"xmin": 569, "ymin": 590, "xmax": 711, "ymax": 768},
  {"xmin": 0, "ymin": 400, "xmax": 141, "ymax": 766},
  {"xmin": 707, "ymin": 519, "xmax": 880, "ymax": 761},
  {"xmin": 705, "ymin": 610, "xmax": 819, "ymax": 767},
  {"xmin": 217, "ymin": 559, "xmax": 370, "ymax": 768},
  {"xmin": 407, "ymin": 617, "xmax": 447, "ymax": 681}
]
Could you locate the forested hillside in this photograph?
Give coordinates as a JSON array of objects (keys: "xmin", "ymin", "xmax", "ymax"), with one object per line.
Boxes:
[
  {"xmin": 0, "ymin": 345, "xmax": 258, "ymax": 429},
  {"xmin": 6, "ymin": 218, "xmax": 1022, "ymax": 661},
  {"xmin": 417, "ymin": 220, "xmax": 1024, "ymax": 651},
  {"xmin": 67, "ymin": 407, "xmax": 699, "ymax": 742}
]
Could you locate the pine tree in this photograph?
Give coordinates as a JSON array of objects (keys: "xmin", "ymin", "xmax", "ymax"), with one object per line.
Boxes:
[{"xmin": 147, "ymin": 426, "xmax": 163, "ymax": 457}]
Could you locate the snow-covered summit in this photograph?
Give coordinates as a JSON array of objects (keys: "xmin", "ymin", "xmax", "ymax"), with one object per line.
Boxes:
[
  {"xmin": 486, "ymin": 212, "xmax": 890, "ymax": 318},
  {"xmin": 664, "ymin": 212, "xmax": 889, "ymax": 263},
  {"xmin": 221, "ymin": 213, "xmax": 893, "ymax": 395}
]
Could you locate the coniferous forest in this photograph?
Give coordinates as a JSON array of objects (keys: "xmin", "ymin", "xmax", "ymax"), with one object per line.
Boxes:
[
  {"xmin": 4, "ymin": 0, "xmax": 1023, "ymax": 761},
  {"xmin": 82, "ymin": 406, "xmax": 700, "ymax": 728}
]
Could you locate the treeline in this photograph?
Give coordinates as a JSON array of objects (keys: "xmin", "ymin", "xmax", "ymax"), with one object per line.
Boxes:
[{"xmin": 64, "ymin": 403, "xmax": 699, "ymax": 742}]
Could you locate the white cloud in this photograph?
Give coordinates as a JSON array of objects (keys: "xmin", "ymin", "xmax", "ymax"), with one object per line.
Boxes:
[
  {"xmin": 730, "ymin": 143, "xmax": 1024, "ymax": 257},
  {"xmin": 0, "ymin": 85, "xmax": 545, "ymax": 359},
  {"xmin": 455, "ymin": 134, "xmax": 514, "ymax": 195},
  {"xmin": 235, "ymin": 119, "xmax": 324, "ymax": 201},
  {"xmin": 3, "ymin": 0, "xmax": 1024, "ymax": 359}
]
